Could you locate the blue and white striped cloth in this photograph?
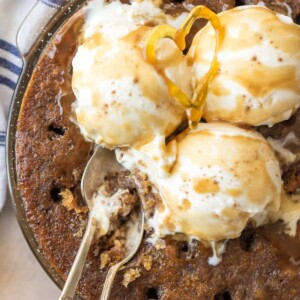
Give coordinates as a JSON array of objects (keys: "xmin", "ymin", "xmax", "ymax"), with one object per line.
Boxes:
[{"xmin": 0, "ymin": 0, "xmax": 66, "ymax": 211}]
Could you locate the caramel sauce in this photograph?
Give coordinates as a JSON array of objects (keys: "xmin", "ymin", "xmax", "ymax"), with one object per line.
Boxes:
[
  {"xmin": 223, "ymin": 61, "xmax": 299, "ymax": 99},
  {"xmin": 40, "ymin": 11, "xmax": 93, "ymax": 185},
  {"xmin": 225, "ymin": 188, "xmax": 242, "ymax": 197},
  {"xmin": 193, "ymin": 178, "xmax": 220, "ymax": 194},
  {"xmin": 261, "ymin": 223, "xmax": 300, "ymax": 261},
  {"xmin": 49, "ymin": 14, "xmax": 84, "ymax": 67},
  {"xmin": 181, "ymin": 198, "xmax": 191, "ymax": 210},
  {"xmin": 164, "ymin": 216, "xmax": 176, "ymax": 231},
  {"xmin": 84, "ymin": 32, "xmax": 102, "ymax": 48}
]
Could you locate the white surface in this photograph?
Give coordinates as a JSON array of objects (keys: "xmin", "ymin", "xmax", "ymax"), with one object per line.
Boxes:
[{"xmin": 0, "ymin": 198, "xmax": 60, "ymax": 300}]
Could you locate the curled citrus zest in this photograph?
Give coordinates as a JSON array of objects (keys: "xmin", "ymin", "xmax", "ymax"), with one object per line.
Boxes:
[
  {"xmin": 144, "ymin": 6, "xmax": 222, "ymax": 128},
  {"xmin": 145, "ymin": 24, "xmax": 176, "ymax": 65},
  {"xmin": 176, "ymin": 6, "xmax": 222, "ymax": 128},
  {"xmin": 145, "ymin": 24, "xmax": 191, "ymax": 108}
]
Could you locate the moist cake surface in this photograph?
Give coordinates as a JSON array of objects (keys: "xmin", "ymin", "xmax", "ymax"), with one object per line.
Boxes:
[{"xmin": 15, "ymin": 1, "xmax": 300, "ymax": 299}]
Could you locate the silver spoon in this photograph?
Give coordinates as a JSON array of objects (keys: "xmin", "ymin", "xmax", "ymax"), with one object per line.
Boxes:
[
  {"xmin": 100, "ymin": 207, "xmax": 144, "ymax": 300},
  {"xmin": 58, "ymin": 146, "xmax": 144, "ymax": 300}
]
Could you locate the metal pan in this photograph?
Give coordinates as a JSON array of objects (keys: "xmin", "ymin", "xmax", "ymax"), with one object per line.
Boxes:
[{"xmin": 6, "ymin": 0, "xmax": 87, "ymax": 293}]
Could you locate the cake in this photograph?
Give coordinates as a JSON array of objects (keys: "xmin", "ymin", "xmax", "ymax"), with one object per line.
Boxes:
[{"xmin": 15, "ymin": 0, "xmax": 300, "ymax": 299}]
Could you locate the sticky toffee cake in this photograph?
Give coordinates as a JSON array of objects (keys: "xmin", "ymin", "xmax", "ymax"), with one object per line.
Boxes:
[{"xmin": 15, "ymin": 0, "xmax": 300, "ymax": 299}]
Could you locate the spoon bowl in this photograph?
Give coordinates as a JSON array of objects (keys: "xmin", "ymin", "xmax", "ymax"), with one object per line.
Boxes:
[
  {"xmin": 58, "ymin": 146, "xmax": 144, "ymax": 300},
  {"xmin": 100, "ymin": 208, "xmax": 144, "ymax": 300},
  {"xmin": 81, "ymin": 146, "xmax": 125, "ymax": 208}
]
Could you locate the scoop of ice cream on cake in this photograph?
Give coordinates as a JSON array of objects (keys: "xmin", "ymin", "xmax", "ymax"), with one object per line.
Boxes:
[
  {"xmin": 72, "ymin": 0, "xmax": 191, "ymax": 149},
  {"xmin": 188, "ymin": 6, "xmax": 300, "ymax": 126},
  {"xmin": 118, "ymin": 122, "xmax": 282, "ymax": 241}
]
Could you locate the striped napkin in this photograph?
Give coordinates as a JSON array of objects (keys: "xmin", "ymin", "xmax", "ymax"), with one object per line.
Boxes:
[{"xmin": 0, "ymin": 0, "xmax": 66, "ymax": 212}]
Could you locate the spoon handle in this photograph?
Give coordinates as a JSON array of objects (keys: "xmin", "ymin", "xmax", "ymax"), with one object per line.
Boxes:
[
  {"xmin": 100, "ymin": 263, "xmax": 121, "ymax": 300},
  {"xmin": 58, "ymin": 217, "xmax": 97, "ymax": 300}
]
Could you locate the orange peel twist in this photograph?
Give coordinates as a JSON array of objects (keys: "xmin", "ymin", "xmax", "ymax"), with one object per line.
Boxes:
[
  {"xmin": 144, "ymin": 6, "xmax": 222, "ymax": 128},
  {"xmin": 145, "ymin": 24, "xmax": 191, "ymax": 108}
]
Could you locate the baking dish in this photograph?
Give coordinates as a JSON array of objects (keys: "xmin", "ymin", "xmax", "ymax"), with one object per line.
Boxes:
[
  {"xmin": 6, "ymin": 1, "xmax": 300, "ymax": 299},
  {"xmin": 6, "ymin": 0, "xmax": 87, "ymax": 292}
]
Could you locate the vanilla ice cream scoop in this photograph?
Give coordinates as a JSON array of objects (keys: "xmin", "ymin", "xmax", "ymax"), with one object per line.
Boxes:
[
  {"xmin": 72, "ymin": 0, "xmax": 191, "ymax": 149},
  {"xmin": 118, "ymin": 122, "xmax": 282, "ymax": 241},
  {"xmin": 189, "ymin": 6, "xmax": 300, "ymax": 126}
]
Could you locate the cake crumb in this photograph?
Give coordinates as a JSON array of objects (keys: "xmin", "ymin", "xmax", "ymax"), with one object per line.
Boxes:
[
  {"xmin": 74, "ymin": 224, "xmax": 85, "ymax": 238},
  {"xmin": 60, "ymin": 189, "xmax": 88, "ymax": 214},
  {"xmin": 93, "ymin": 245, "xmax": 100, "ymax": 257},
  {"xmin": 100, "ymin": 252, "xmax": 111, "ymax": 269},
  {"xmin": 72, "ymin": 167, "xmax": 83, "ymax": 182},
  {"xmin": 141, "ymin": 254, "xmax": 153, "ymax": 271},
  {"xmin": 122, "ymin": 268, "xmax": 141, "ymax": 287},
  {"xmin": 154, "ymin": 239, "xmax": 166, "ymax": 250}
]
